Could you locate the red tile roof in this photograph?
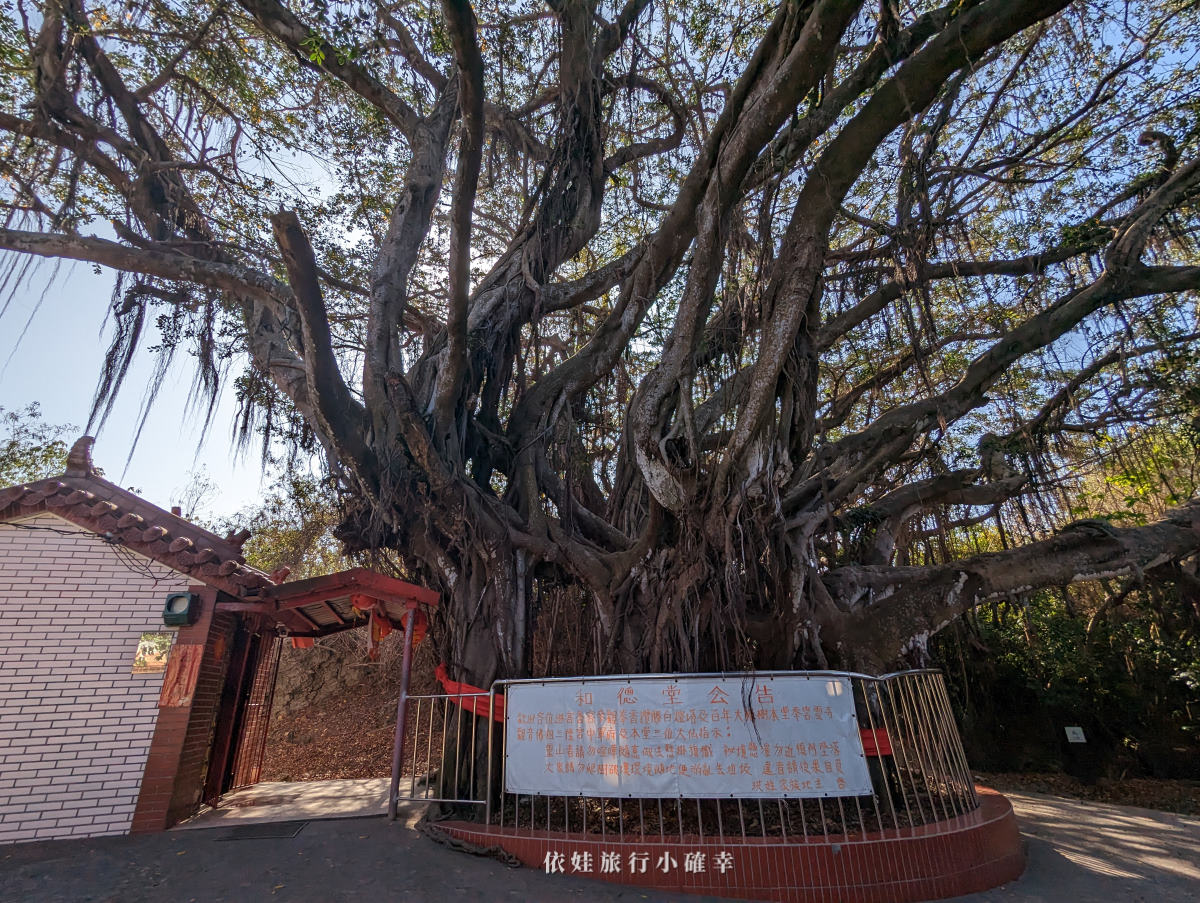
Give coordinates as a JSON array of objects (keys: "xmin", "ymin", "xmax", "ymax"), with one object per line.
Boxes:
[
  {"xmin": 1, "ymin": 437, "xmax": 440, "ymax": 636},
  {"xmin": 0, "ymin": 437, "xmax": 273, "ymax": 598}
]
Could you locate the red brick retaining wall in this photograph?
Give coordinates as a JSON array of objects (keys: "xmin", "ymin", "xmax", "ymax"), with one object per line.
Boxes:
[
  {"xmin": 131, "ymin": 593, "xmax": 235, "ymax": 833},
  {"xmin": 436, "ymin": 787, "xmax": 1024, "ymax": 903}
]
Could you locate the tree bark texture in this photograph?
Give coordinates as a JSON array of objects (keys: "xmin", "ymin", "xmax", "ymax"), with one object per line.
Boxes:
[{"xmin": 2, "ymin": 0, "xmax": 1200, "ymax": 682}]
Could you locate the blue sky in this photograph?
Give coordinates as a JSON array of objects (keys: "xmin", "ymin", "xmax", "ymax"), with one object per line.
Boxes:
[{"xmin": 0, "ymin": 253, "xmax": 270, "ymax": 519}]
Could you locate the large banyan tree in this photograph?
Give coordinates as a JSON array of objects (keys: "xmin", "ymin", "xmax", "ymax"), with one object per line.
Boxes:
[{"xmin": 2, "ymin": 0, "xmax": 1200, "ymax": 685}]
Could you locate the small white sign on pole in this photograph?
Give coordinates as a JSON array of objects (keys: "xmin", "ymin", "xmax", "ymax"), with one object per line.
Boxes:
[
  {"xmin": 504, "ymin": 674, "xmax": 873, "ymax": 798},
  {"xmin": 1064, "ymin": 726, "xmax": 1087, "ymax": 744}
]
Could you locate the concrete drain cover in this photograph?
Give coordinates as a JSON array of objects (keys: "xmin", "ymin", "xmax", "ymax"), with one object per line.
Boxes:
[{"xmin": 218, "ymin": 820, "xmax": 308, "ymax": 840}]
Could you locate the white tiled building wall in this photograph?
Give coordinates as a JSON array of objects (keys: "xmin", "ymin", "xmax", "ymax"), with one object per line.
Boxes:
[{"xmin": 0, "ymin": 512, "xmax": 187, "ymax": 842}]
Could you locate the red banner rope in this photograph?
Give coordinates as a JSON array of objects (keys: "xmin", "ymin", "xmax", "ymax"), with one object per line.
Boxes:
[{"xmin": 434, "ymin": 663, "xmax": 506, "ymax": 721}]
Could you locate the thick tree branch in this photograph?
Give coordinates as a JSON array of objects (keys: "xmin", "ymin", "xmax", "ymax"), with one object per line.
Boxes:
[
  {"xmin": 237, "ymin": 0, "xmax": 421, "ymax": 137},
  {"xmin": 814, "ymin": 241, "xmax": 1111, "ymax": 351},
  {"xmin": 603, "ymin": 75, "xmax": 687, "ymax": 173},
  {"xmin": 715, "ymin": 0, "xmax": 1075, "ymax": 486},
  {"xmin": 830, "ymin": 466, "xmax": 1027, "ymax": 565},
  {"xmin": 596, "ymin": 0, "xmax": 653, "ymax": 58},
  {"xmin": 1002, "ymin": 331, "xmax": 1200, "ymax": 445},
  {"xmin": 0, "ymin": 227, "xmax": 289, "ymax": 309},
  {"xmin": 0, "ymin": 111, "xmax": 132, "ymax": 202},
  {"xmin": 432, "ymin": 0, "xmax": 486, "ymax": 447},
  {"xmin": 377, "ymin": 4, "xmax": 448, "ymax": 88},
  {"xmin": 61, "ymin": 0, "xmax": 212, "ymax": 241},
  {"xmin": 823, "ymin": 499, "xmax": 1200, "ymax": 669},
  {"xmin": 820, "ymin": 331, "xmax": 996, "ymax": 429},
  {"xmin": 540, "ymin": 243, "xmax": 646, "ymax": 312},
  {"xmin": 745, "ymin": 0, "xmax": 972, "ymax": 192},
  {"xmin": 270, "ymin": 211, "xmax": 372, "ymax": 474},
  {"xmin": 564, "ymin": 0, "xmax": 867, "ymax": 509},
  {"xmin": 791, "ymin": 184, "xmax": 1200, "ymax": 517},
  {"xmin": 364, "ymin": 83, "xmax": 458, "ymax": 446},
  {"xmin": 795, "ymin": 0, "xmax": 1073, "ymax": 229}
]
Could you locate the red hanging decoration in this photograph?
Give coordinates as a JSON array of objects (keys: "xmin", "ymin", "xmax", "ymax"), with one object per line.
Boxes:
[{"xmin": 434, "ymin": 663, "xmax": 505, "ymax": 721}]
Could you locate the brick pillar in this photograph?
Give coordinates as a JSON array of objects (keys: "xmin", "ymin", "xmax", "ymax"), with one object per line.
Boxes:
[{"xmin": 130, "ymin": 586, "xmax": 236, "ymax": 832}]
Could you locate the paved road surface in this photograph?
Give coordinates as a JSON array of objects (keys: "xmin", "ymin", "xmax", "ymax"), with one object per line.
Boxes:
[
  {"xmin": 1, "ymin": 791, "xmax": 1196, "ymax": 902},
  {"xmin": 945, "ymin": 792, "xmax": 1199, "ymax": 903}
]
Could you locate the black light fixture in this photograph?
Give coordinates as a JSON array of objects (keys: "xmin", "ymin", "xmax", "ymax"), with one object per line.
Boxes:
[{"xmin": 162, "ymin": 591, "xmax": 199, "ymax": 627}]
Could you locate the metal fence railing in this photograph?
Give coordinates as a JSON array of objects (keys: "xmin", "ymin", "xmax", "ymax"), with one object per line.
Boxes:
[
  {"xmin": 390, "ymin": 690, "xmax": 493, "ymax": 806},
  {"xmin": 389, "ymin": 669, "xmax": 978, "ymax": 842}
]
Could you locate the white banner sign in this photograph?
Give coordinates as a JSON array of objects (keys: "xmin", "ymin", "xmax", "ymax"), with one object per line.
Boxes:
[{"xmin": 504, "ymin": 675, "xmax": 872, "ymax": 798}]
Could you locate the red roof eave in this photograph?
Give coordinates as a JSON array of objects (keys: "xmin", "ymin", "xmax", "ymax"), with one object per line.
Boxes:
[
  {"xmin": 0, "ymin": 476, "xmax": 273, "ymax": 599},
  {"xmin": 264, "ymin": 566, "xmax": 439, "ymax": 610}
]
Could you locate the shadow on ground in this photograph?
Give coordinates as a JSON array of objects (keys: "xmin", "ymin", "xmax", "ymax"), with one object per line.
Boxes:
[
  {"xmin": 0, "ymin": 805, "xmax": 722, "ymax": 903},
  {"xmin": 175, "ymin": 779, "xmax": 391, "ymax": 829},
  {"xmin": 946, "ymin": 791, "xmax": 1200, "ymax": 903}
]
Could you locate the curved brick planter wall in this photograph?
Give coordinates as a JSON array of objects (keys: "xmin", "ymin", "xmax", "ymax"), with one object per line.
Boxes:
[{"xmin": 436, "ymin": 787, "xmax": 1023, "ymax": 903}]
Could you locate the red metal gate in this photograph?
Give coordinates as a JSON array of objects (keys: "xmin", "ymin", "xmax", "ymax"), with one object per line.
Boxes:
[{"xmin": 230, "ymin": 631, "xmax": 281, "ymax": 790}]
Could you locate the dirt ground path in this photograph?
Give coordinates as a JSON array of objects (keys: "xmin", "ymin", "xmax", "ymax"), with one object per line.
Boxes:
[{"xmin": 1, "ymin": 791, "xmax": 1196, "ymax": 902}]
